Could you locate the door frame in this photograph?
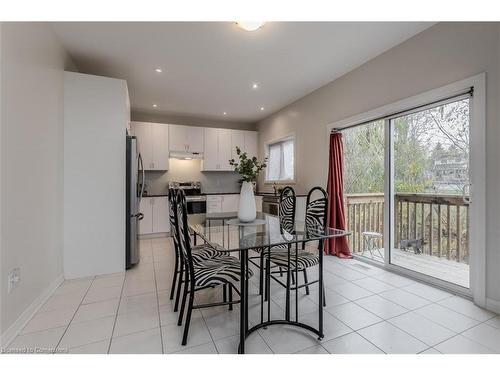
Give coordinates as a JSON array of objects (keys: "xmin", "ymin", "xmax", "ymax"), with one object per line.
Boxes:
[{"xmin": 326, "ymin": 73, "xmax": 486, "ymax": 306}]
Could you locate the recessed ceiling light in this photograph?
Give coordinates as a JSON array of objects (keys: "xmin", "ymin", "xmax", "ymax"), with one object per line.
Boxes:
[
  {"xmin": 153, "ymin": 104, "xmax": 158, "ymax": 108},
  {"xmin": 252, "ymin": 83, "xmax": 259, "ymax": 90},
  {"xmin": 155, "ymin": 68, "xmax": 162, "ymax": 73},
  {"xmin": 223, "ymin": 112, "xmax": 227, "ymax": 115},
  {"xmin": 260, "ymin": 107, "xmax": 265, "ymax": 111},
  {"xmin": 236, "ymin": 22, "xmax": 265, "ymax": 32}
]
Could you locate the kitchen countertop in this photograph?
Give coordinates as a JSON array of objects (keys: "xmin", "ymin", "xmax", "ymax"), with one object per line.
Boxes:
[{"xmin": 143, "ymin": 191, "xmax": 308, "ymax": 197}]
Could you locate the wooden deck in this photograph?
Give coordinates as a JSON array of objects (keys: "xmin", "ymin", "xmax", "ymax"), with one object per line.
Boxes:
[{"xmin": 356, "ymin": 247, "xmax": 469, "ymax": 288}]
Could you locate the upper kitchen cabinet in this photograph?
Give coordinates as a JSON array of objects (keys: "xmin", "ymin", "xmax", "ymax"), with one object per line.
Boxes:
[
  {"xmin": 131, "ymin": 122, "xmax": 169, "ymax": 170},
  {"xmin": 202, "ymin": 128, "xmax": 232, "ymax": 171},
  {"xmin": 169, "ymin": 124, "xmax": 204, "ymax": 155},
  {"xmin": 231, "ymin": 130, "xmax": 245, "ymax": 160},
  {"xmin": 230, "ymin": 130, "xmax": 258, "ymax": 159},
  {"xmin": 244, "ymin": 131, "xmax": 258, "ymax": 158}
]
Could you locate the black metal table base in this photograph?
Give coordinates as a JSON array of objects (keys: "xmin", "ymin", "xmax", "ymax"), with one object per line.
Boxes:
[
  {"xmin": 237, "ymin": 320, "xmax": 324, "ymax": 354},
  {"xmin": 238, "ymin": 243, "xmax": 324, "ymax": 354}
]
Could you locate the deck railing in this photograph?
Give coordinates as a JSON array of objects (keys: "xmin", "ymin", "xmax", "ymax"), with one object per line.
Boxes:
[{"xmin": 344, "ymin": 193, "xmax": 469, "ymax": 264}]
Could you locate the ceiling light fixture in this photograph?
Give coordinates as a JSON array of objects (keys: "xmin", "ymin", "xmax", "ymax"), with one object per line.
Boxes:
[
  {"xmin": 260, "ymin": 107, "xmax": 265, "ymax": 111},
  {"xmin": 252, "ymin": 83, "xmax": 259, "ymax": 90},
  {"xmin": 223, "ymin": 112, "xmax": 227, "ymax": 115},
  {"xmin": 153, "ymin": 104, "xmax": 158, "ymax": 108},
  {"xmin": 236, "ymin": 22, "xmax": 265, "ymax": 32},
  {"xmin": 155, "ymin": 68, "xmax": 162, "ymax": 73}
]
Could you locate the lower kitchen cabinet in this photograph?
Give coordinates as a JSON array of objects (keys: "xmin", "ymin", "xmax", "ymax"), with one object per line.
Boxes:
[
  {"xmin": 139, "ymin": 196, "xmax": 170, "ymax": 235},
  {"xmin": 207, "ymin": 194, "xmax": 239, "ymax": 213},
  {"xmin": 255, "ymin": 195, "xmax": 263, "ymax": 212},
  {"xmin": 207, "ymin": 194, "xmax": 263, "ymax": 214}
]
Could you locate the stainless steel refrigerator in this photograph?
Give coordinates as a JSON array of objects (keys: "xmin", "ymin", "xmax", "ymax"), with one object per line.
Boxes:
[{"xmin": 126, "ymin": 135, "xmax": 144, "ymax": 269}]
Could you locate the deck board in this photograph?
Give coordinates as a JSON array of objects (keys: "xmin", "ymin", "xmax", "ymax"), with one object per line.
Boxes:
[{"xmin": 356, "ymin": 248, "xmax": 469, "ymax": 288}]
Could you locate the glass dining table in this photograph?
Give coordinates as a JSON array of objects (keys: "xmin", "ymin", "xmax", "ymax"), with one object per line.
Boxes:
[{"xmin": 188, "ymin": 211, "xmax": 351, "ymax": 354}]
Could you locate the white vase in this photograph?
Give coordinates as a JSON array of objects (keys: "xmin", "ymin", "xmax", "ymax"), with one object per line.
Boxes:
[{"xmin": 238, "ymin": 181, "xmax": 257, "ymax": 222}]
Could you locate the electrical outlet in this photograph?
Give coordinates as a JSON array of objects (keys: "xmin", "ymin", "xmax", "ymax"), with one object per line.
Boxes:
[{"xmin": 8, "ymin": 268, "xmax": 20, "ymax": 293}]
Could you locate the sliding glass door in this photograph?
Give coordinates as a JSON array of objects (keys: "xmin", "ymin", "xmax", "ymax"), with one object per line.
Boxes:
[
  {"xmin": 389, "ymin": 98, "xmax": 471, "ymax": 289},
  {"xmin": 343, "ymin": 120, "xmax": 386, "ymax": 264},
  {"xmin": 342, "ymin": 90, "xmax": 476, "ymax": 293}
]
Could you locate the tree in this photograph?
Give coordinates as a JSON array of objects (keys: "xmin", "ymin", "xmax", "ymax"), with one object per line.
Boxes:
[{"xmin": 343, "ymin": 99, "xmax": 470, "ymax": 195}]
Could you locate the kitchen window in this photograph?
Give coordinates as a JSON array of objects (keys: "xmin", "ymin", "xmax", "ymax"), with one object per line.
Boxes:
[{"xmin": 266, "ymin": 136, "xmax": 295, "ymax": 182}]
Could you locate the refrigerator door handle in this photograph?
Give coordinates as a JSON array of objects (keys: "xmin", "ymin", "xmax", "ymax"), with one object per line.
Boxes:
[{"xmin": 138, "ymin": 153, "xmax": 145, "ymax": 199}]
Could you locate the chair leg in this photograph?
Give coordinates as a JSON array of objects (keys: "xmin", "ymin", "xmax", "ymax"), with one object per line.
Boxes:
[
  {"xmin": 177, "ymin": 271, "xmax": 189, "ymax": 326},
  {"xmin": 279, "ymin": 267, "xmax": 283, "ymax": 277},
  {"xmin": 169, "ymin": 251, "xmax": 179, "ymax": 300},
  {"xmin": 174, "ymin": 259, "xmax": 184, "ymax": 312},
  {"xmin": 181, "ymin": 287, "xmax": 195, "ymax": 345},
  {"xmin": 228, "ymin": 284, "xmax": 233, "ymax": 311},
  {"xmin": 322, "ymin": 283, "xmax": 327, "ymax": 307},
  {"xmin": 223, "ymin": 284, "xmax": 227, "ymax": 303},
  {"xmin": 303, "ymin": 269, "xmax": 310, "ymax": 295},
  {"xmin": 291, "ymin": 271, "xmax": 295, "ymax": 285}
]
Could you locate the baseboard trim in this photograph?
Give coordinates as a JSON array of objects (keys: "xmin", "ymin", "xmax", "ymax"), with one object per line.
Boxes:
[
  {"xmin": 0, "ymin": 274, "xmax": 64, "ymax": 348},
  {"xmin": 486, "ymin": 298, "xmax": 500, "ymax": 314}
]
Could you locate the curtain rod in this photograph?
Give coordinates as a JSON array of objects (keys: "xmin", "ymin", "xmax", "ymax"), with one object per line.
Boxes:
[{"xmin": 331, "ymin": 87, "xmax": 473, "ymax": 134}]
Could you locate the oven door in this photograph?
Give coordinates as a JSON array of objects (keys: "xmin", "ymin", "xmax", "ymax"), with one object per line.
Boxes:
[{"xmin": 187, "ymin": 200, "xmax": 207, "ymax": 214}]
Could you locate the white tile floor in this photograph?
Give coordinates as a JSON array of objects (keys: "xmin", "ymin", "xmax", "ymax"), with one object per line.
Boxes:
[{"xmin": 4, "ymin": 237, "xmax": 500, "ymax": 354}]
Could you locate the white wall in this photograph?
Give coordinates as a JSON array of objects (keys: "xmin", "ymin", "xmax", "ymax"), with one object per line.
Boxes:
[
  {"xmin": 257, "ymin": 23, "xmax": 500, "ymax": 305},
  {"xmin": 0, "ymin": 23, "xmax": 73, "ymax": 342},
  {"xmin": 64, "ymin": 72, "xmax": 128, "ymax": 279}
]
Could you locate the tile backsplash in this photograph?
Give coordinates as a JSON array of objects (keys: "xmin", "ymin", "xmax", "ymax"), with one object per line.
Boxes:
[{"xmin": 145, "ymin": 159, "xmax": 241, "ymax": 195}]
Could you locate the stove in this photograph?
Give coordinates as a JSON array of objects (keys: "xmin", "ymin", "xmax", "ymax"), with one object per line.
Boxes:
[{"xmin": 168, "ymin": 181, "xmax": 206, "ymax": 213}]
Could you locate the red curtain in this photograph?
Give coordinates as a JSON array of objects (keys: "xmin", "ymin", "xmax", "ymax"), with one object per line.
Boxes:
[{"xmin": 325, "ymin": 132, "xmax": 351, "ymax": 258}]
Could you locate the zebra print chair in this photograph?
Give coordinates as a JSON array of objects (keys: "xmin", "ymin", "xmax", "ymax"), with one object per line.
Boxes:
[
  {"xmin": 267, "ymin": 187, "xmax": 328, "ymax": 306},
  {"xmin": 168, "ymin": 188, "xmax": 227, "ymax": 312},
  {"xmin": 174, "ymin": 190, "xmax": 253, "ymax": 345},
  {"xmin": 249, "ymin": 186, "xmax": 297, "ymax": 297}
]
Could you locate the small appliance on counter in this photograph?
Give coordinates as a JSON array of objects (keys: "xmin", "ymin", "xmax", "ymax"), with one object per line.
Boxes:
[{"xmin": 168, "ymin": 181, "xmax": 206, "ymax": 214}]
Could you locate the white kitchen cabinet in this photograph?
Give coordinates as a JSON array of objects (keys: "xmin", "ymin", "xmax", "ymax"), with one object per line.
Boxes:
[
  {"xmin": 206, "ymin": 195, "xmax": 222, "ymax": 213},
  {"xmin": 139, "ymin": 198, "xmax": 153, "ymax": 235},
  {"xmin": 202, "ymin": 128, "xmax": 219, "ymax": 171},
  {"xmin": 206, "ymin": 194, "xmax": 239, "ymax": 213},
  {"xmin": 139, "ymin": 197, "xmax": 170, "ymax": 234},
  {"xmin": 244, "ymin": 131, "xmax": 258, "ymax": 158},
  {"xmin": 218, "ymin": 129, "xmax": 233, "ymax": 170},
  {"xmin": 222, "ymin": 194, "xmax": 239, "ymax": 212},
  {"xmin": 152, "ymin": 123, "xmax": 170, "ymax": 170},
  {"xmin": 202, "ymin": 128, "xmax": 233, "ymax": 171},
  {"xmin": 131, "ymin": 122, "xmax": 169, "ymax": 170},
  {"xmin": 133, "ymin": 122, "xmax": 154, "ymax": 169},
  {"xmin": 169, "ymin": 124, "xmax": 204, "ymax": 154},
  {"xmin": 231, "ymin": 130, "xmax": 245, "ymax": 160},
  {"xmin": 230, "ymin": 130, "xmax": 258, "ymax": 159},
  {"xmin": 255, "ymin": 195, "xmax": 263, "ymax": 212}
]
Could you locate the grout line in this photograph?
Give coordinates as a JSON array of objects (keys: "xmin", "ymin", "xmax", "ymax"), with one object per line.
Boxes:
[
  {"xmin": 54, "ymin": 277, "xmax": 95, "ymax": 352},
  {"xmin": 152, "ymin": 238, "xmax": 165, "ymax": 354},
  {"xmin": 106, "ymin": 259, "xmax": 128, "ymax": 354}
]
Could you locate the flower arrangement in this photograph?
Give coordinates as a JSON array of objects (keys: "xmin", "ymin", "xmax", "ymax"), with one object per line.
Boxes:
[{"xmin": 229, "ymin": 146, "xmax": 267, "ymax": 182}]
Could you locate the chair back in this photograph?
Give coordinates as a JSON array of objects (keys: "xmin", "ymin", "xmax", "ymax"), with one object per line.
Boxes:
[
  {"xmin": 168, "ymin": 188, "xmax": 179, "ymax": 249},
  {"xmin": 175, "ymin": 190, "xmax": 195, "ymax": 279},
  {"xmin": 304, "ymin": 187, "xmax": 328, "ymax": 249},
  {"xmin": 279, "ymin": 186, "xmax": 296, "ymax": 234}
]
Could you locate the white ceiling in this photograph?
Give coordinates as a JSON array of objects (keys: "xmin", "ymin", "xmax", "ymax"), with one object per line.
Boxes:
[{"xmin": 52, "ymin": 22, "xmax": 433, "ymax": 123}]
